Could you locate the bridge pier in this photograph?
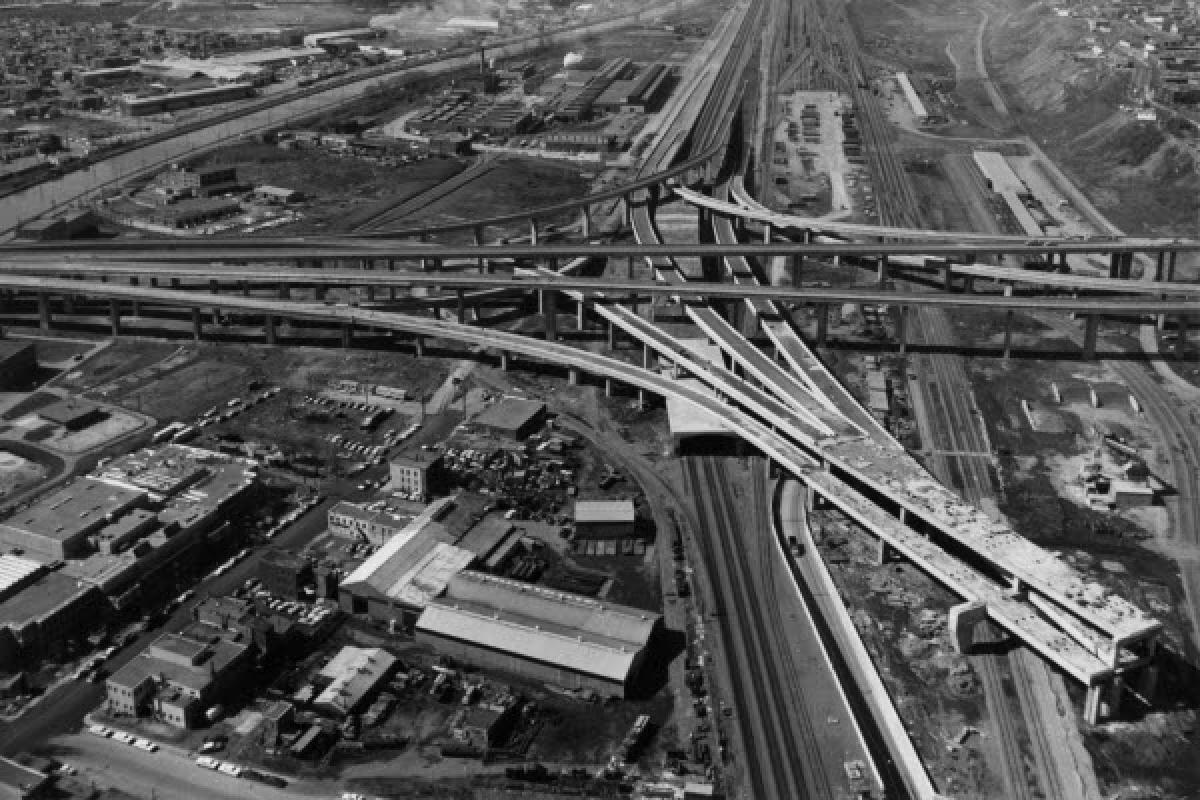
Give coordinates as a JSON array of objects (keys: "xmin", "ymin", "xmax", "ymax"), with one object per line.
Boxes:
[
  {"xmin": 414, "ymin": 335, "xmax": 425, "ymax": 357},
  {"xmin": 241, "ymin": 280, "xmax": 249, "ymax": 297},
  {"xmin": 542, "ymin": 290, "xmax": 558, "ymax": 342},
  {"xmin": 948, "ymin": 600, "xmax": 987, "ymax": 655},
  {"xmin": 790, "ymin": 252, "xmax": 802, "ymax": 287},
  {"xmin": 942, "ymin": 263, "xmax": 955, "ymax": 291},
  {"xmin": 761, "ymin": 221, "xmax": 772, "ymax": 244},
  {"xmin": 1082, "ymin": 314, "xmax": 1099, "ymax": 360},
  {"xmin": 171, "ymin": 278, "xmax": 180, "ymax": 290},
  {"xmin": 568, "ymin": 368, "xmax": 579, "ymax": 386},
  {"xmin": 1002, "ymin": 310, "xmax": 1014, "ymax": 359},
  {"xmin": 211, "ymin": 307, "xmax": 220, "ymax": 326},
  {"xmin": 341, "ymin": 323, "xmax": 353, "ymax": 349},
  {"xmin": 815, "ymin": 303, "xmax": 828, "ymax": 346},
  {"xmin": 1167, "ymin": 250, "xmax": 1178, "ymax": 282},
  {"xmin": 604, "ymin": 377, "xmax": 614, "ymax": 397},
  {"xmin": 264, "ymin": 315, "xmax": 276, "ymax": 345},
  {"xmin": 580, "ymin": 207, "xmax": 591, "ymax": 238},
  {"xmin": 607, "ymin": 320, "xmax": 616, "ymax": 350},
  {"xmin": 192, "ymin": 308, "xmax": 202, "ymax": 342},
  {"xmin": 529, "ymin": 217, "xmax": 539, "ymax": 247},
  {"xmin": 622, "ymin": 194, "xmax": 632, "ymax": 229},
  {"xmin": 365, "ymin": 285, "xmax": 375, "ymax": 302},
  {"xmin": 500, "ymin": 351, "xmax": 510, "ymax": 371},
  {"xmin": 209, "ymin": 279, "xmax": 218, "ymax": 294},
  {"xmin": 876, "ymin": 254, "xmax": 889, "ymax": 288},
  {"xmin": 456, "ymin": 289, "xmax": 466, "ymax": 325},
  {"xmin": 37, "ymin": 293, "xmax": 51, "ymax": 330},
  {"xmin": 109, "ymin": 299, "xmax": 121, "ymax": 337},
  {"xmin": 643, "ymin": 343, "xmax": 651, "ymax": 369},
  {"xmin": 627, "ymin": 255, "xmax": 635, "ymax": 279},
  {"xmin": 576, "ymin": 299, "xmax": 585, "ymax": 331},
  {"xmin": 1176, "ymin": 315, "xmax": 1189, "ymax": 360},
  {"xmin": 896, "ymin": 305, "xmax": 908, "ymax": 356},
  {"xmin": 637, "ymin": 388, "xmax": 647, "ymax": 409},
  {"xmin": 962, "ymin": 275, "xmax": 975, "ymax": 294},
  {"xmin": 278, "ymin": 282, "xmax": 290, "ymax": 300}
]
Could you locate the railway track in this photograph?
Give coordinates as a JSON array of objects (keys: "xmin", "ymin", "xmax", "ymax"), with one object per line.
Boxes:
[{"xmin": 684, "ymin": 455, "xmax": 836, "ymax": 799}]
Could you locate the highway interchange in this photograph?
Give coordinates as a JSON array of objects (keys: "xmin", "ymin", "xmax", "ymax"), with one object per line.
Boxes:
[{"xmin": 0, "ymin": 0, "xmax": 1194, "ymax": 797}]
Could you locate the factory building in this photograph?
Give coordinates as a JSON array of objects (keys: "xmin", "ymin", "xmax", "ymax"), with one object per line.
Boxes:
[
  {"xmin": 0, "ymin": 479, "xmax": 146, "ymax": 561},
  {"xmin": 327, "ymin": 501, "xmax": 418, "ymax": 547},
  {"xmin": 389, "ymin": 452, "xmax": 444, "ymax": 500},
  {"xmin": 257, "ymin": 550, "xmax": 313, "ymax": 600},
  {"xmin": 471, "ymin": 397, "xmax": 546, "ymax": 441},
  {"xmin": 312, "ymin": 646, "xmax": 396, "ymax": 717},
  {"xmin": 119, "ymin": 83, "xmax": 256, "ymax": 116},
  {"xmin": 415, "ymin": 571, "xmax": 662, "ymax": 697},
  {"xmin": 105, "ymin": 631, "xmax": 254, "ymax": 728},
  {"xmin": 338, "ymin": 504, "xmax": 475, "ymax": 628},
  {"xmin": 572, "ymin": 500, "xmax": 638, "ymax": 555},
  {"xmin": 36, "ymin": 398, "xmax": 107, "ymax": 431}
]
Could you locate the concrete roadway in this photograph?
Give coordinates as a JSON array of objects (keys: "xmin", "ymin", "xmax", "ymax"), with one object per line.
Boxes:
[{"xmin": 15, "ymin": 271, "xmax": 1200, "ymax": 313}]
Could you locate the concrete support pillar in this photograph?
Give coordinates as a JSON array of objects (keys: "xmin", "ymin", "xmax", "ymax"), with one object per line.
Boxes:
[
  {"xmin": 389, "ymin": 286, "xmax": 397, "ymax": 301},
  {"xmin": 581, "ymin": 207, "xmax": 591, "ymax": 238},
  {"xmin": 790, "ymin": 252, "xmax": 802, "ymax": 287},
  {"xmin": 456, "ymin": 289, "xmax": 466, "ymax": 325},
  {"xmin": 627, "ymin": 255, "xmax": 635, "ymax": 279},
  {"xmin": 240, "ymin": 280, "xmax": 249, "ymax": 297},
  {"xmin": 643, "ymin": 343, "xmax": 651, "ymax": 369},
  {"xmin": 529, "ymin": 217, "xmax": 539, "ymax": 247},
  {"xmin": 192, "ymin": 308, "xmax": 202, "ymax": 342},
  {"xmin": 948, "ymin": 601, "xmax": 988, "ymax": 655},
  {"xmin": 1107, "ymin": 676, "xmax": 1125, "ymax": 719},
  {"xmin": 500, "ymin": 352, "xmax": 510, "ymax": 371},
  {"xmin": 568, "ymin": 367, "xmax": 579, "ymax": 385},
  {"xmin": 131, "ymin": 298, "xmax": 141, "ymax": 317},
  {"xmin": 1176, "ymin": 315, "xmax": 1189, "ymax": 360},
  {"xmin": 278, "ymin": 282, "xmax": 290, "ymax": 300},
  {"xmin": 607, "ymin": 321, "xmax": 616, "ymax": 350},
  {"xmin": 171, "ymin": 278, "xmax": 181, "ymax": 290},
  {"xmin": 636, "ymin": 387, "xmax": 648, "ymax": 409},
  {"xmin": 37, "ymin": 293, "xmax": 51, "ymax": 330},
  {"xmin": 1155, "ymin": 250, "xmax": 1166, "ymax": 281},
  {"xmin": 942, "ymin": 264, "xmax": 955, "ymax": 291},
  {"xmin": 472, "ymin": 225, "xmax": 484, "ymax": 246},
  {"xmin": 815, "ymin": 303, "xmax": 828, "ymax": 346},
  {"xmin": 761, "ymin": 221, "xmax": 771, "ymax": 244},
  {"xmin": 962, "ymin": 275, "xmax": 975, "ymax": 294},
  {"xmin": 211, "ymin": 307, "xmax": 220, "ymax": 326},
  {"xmin": 622, "ymin": 194, "xmax": 632, "ymax": 229},
  {"xmin": 365, "ymin": 285, "xmax": 375, "ymax": 302},
  {"xmin": 108, "ymin": 299, "xmax": 121, "ymax": 337},
  {"xmin": 149, "ymin": 277, "xmax": 158, "ymax": 288},
  {"xmin": 1083, "ymin": 314, "xmax": 1099, "ymax": 361},
  {"xmin": 1002, "ymin": 310, "xmax": 1014, "ymax": 359},
  {"xmin": 414, "ymin": 335, "xmax": 425, "ymax": 357},
  {"xmin": 875, "ymin": 539, "xmax": 893, "ymax": 565},
  {"xmin": 896, "ymin": 305, "xmax": 908, "ymax": 356},
  {"xmin": 1109, "ymin": 252, "xmax": 1120, "ymax": 279},
  {"xmin": 264, "ymin": 315, "xmax": 276, "ymax": 345},
  {"xmin": 604, "ymin": 377, "xmax": 614, "ymax": 397},
  {"xmin": 1167, "ymin": 251, "xmax": 1178, "ymax": 282},
  {"xmin": 576, "ymin": 299, "xmax": 585, "ymax": 330},
  {"xmin": 876, "ymin": 254, "xmax": 888, "ymax": 288},
  {"xmin": 209, "ymin": 279, "xmax": 218, "ymax": 294},
  {"xmin": 315, "ymin": 286, "xmax": 326, "ymax": 302},
  {"xmin": 542, "ymin": 290, "xmax": 558, "ymax": 342},
  {"xmin": 1084, "ymin": 684, "xmax": 1104, "ymax": 725},
  {"xmin": 340, "ymin": 323, "xmax": 353, "ymax": 349}
]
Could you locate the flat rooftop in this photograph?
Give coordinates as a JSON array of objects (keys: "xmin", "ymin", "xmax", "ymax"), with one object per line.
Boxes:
[
  {"xmin": 471, "ymin": 397, "xmax": 545, "ymax": 433},
  {"xmin": 0, "ymin": 569, "xmax": 90, "ymax": 626},
  {"xmin": 0, "ymin": 478, "xmax": 145, "ymax": 542}
]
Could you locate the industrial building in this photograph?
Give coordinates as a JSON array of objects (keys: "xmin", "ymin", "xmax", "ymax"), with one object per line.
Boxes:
[
  {"xmin": 471, "ymin": 397, "xmax": 546, "ymax": 440},
  {"xmin": 388, "ymin": 452, "xmax": 443, "ymax": 499},
  {"xmin": 12, "ymin": 210, "xmax": 100, "ymax": 242},
  {"xmin": 0, "ymin": 478, "xmax": 146, "ymax": 561},
  {"xmin": 338, "ymin": 504, "xmax": 475, "ymax": 627},
  {"xmin": 0, "ymin": 568, "xmax": 105, "ymax": 669},
  {"xmin": 312, "ymin": 646, "xmax": 396, "ymax": 717},
  {"xmin": 0, "ymin": 340, "xmax": 36, "ymax": 389},
  {"xmin": 327, "ymin": 501, "xmax": 418, "ymax": 547},
  {"xmin": 36, "ymin": 398, "xmax": 107, "ymax": 431},
  {"xmin": 415, "ymin": 571, "xmax": 662, "ymax": 697},
  {"xmin": 105, "ymin": 631, "xmax": 254, "ymax": 728},
  {"xmin": 119, "ymin": 83, "xmax": 257, "ymax": 116},
  {"xmin": 257, "ymin": 550, "xmax": 314, "ymax": 600},
  {"xmin": 573, "ymin": 500, "xmax": 638, "ymax": 555}
]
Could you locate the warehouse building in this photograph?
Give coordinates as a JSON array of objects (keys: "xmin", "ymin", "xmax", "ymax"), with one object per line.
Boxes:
[
  {"xmin": 36, "ymin": 398, "xmax": 107, "ymax": 431},
  {"xmin": 338, "ymin": 505, "xmax": 475, "ymax": 628},
  {"xmin": 573, "ymin": 499, "xmax": 638, "ymax": 555},
  {"xmin": 0, "ymin": 479, "xmax": 146, "ymax": 561},
  {"xmin": 105, "ymin": 631, "xmax": 254, "ymax": 728},
  {"xmin": 312, "ymin": 645, "xmax": 396, "ymax": 717},
  {"xmin": 415, "ymin": 571, "xmax": 662, "ymax": 697},
  {"xmin": 389, "ymin": 452, "xmax": 443, "ymax": 500},
  {"xmin": 471, "ymin": 397, "xmax": 546, "ymax": 441},
  {"xmin": 120, "ymin": 83, "xmax": 256, "ymax": 116},
  {"xmin": 328, "ymin": 501, "xmax": 417, "ymax": 547},
  {"xmin": 257, "ymin": 550, "xmax": 313, "ymax": 600}
]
